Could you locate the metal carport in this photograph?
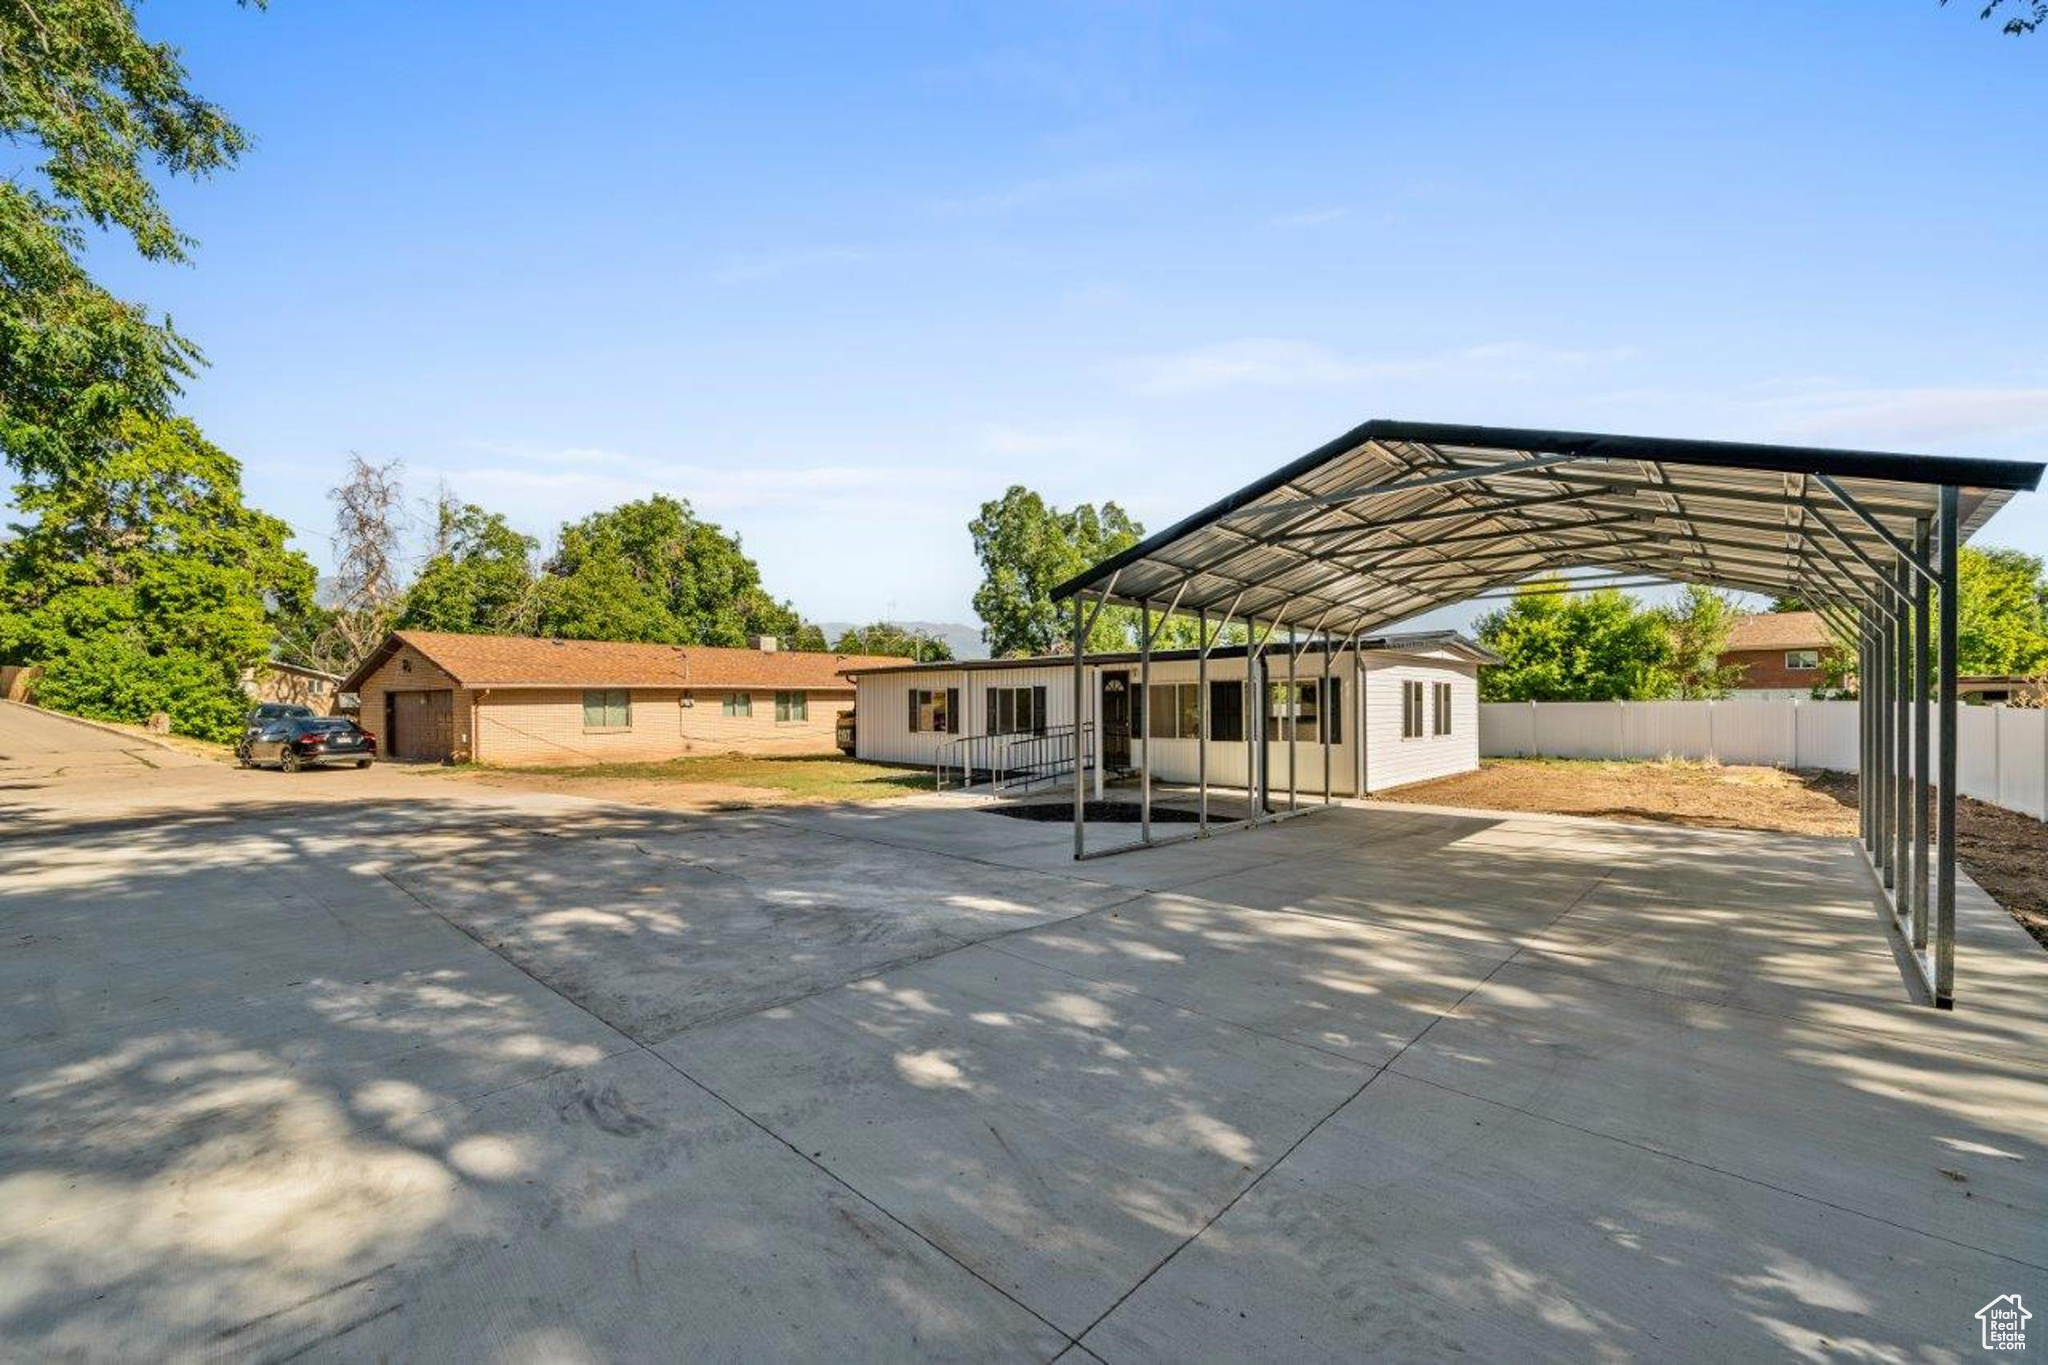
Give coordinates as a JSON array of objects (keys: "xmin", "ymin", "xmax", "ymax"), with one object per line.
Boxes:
[{"xmin": 1051, "ymin": 419, "xmax": 2044, "ymax": 1008}]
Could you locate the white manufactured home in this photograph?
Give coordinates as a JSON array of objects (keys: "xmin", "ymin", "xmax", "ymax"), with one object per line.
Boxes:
[{"xmin": 842, "ymin": 631, "xmax": 1493, "ymax": 797}]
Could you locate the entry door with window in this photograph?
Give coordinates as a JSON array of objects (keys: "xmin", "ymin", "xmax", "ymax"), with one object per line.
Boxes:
[{"xmin": 1100, "ymin": 670, "xmax": 1131, "ymax": 769}]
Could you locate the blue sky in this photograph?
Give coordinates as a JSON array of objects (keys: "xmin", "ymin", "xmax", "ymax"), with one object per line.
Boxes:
[{"xmin": 79, "ymin": 0, "xmax": 2048, "ymax": 628}]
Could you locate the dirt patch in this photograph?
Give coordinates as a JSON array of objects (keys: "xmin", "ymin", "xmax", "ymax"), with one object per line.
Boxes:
[{"xmin": 1374, "ymin": 758, "xmax": 2048, "ymax": 952}]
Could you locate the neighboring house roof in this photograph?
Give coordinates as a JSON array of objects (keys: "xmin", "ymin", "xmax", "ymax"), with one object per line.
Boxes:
[
  {"xmin": 263, "ymin": 661, "xmax": 344, "ymax": 682},
  {"xmin": 838, "ymin": 629, "xmax": 1499, "ymax": 679},
  {"xmin": 341, "ymin": 631, "xmax": 910, "ymax": 694},
  {"xmin": 1722, "ymin": 611, "xmax": 1831, "ymax": 653}
]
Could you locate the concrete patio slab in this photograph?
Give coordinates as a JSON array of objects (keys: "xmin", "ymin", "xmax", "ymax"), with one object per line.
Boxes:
[
  {"xmin": 1080, "ymin": 1071, "xmax": 2031, "ymax": 1363},
  {"xmin": 658, "ymin": 943, "xmax": 1371, "ymax": 1336},
  {"xmin": 4, "ymin": 703, "xmax": 2045, "ymax": 1361}
]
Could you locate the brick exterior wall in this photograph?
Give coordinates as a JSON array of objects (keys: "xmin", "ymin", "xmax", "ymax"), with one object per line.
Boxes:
[
  {"xmin": 354, "ymin": 643, "xmax": 477, "ymax": 761},
  {"xmin": 471, "ymin": 687, "xmax": 852, "ymax": 766},
  {"xmin": 1723, "ymin": 646, "xmax": 1837, "ymax": 693}
]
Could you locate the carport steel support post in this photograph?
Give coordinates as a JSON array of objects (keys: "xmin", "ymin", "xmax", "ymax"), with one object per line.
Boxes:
[
  {"xmin": 1912, "ymin": 518, "xmax": 1931, "ymax": 950},
  {"xmin": 1936, "ymin": 485, "xmax": 1958, "ymax": 1007}
]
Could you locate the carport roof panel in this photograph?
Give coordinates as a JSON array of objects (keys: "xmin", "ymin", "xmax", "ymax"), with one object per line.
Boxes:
[{"xmin": 1050, "ymin": 419, "xmax": 2044, "ymax": 634}]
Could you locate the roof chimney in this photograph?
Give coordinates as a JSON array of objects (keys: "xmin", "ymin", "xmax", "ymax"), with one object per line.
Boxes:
[{"xmin": 752, "ymin": 634, "xmax": 780, "ymax": 652}]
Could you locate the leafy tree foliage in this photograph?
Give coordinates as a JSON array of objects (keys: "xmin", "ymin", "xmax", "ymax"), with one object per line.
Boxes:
[
  {"xmin": 1661, "ymin": 585, "xmax": 1747, "ymax": 699},
  {"xmin": 1, "ymin": 1, "xmax": 255, "ymax": 481},
  {"xmin": 1946, "ymin": 0, "xmax": 2044, "ymax": 35},
  {"xmin": 537, "ymin": 495, "xmax": 802, "ymax": 646},
  {"xmin": 830, "ymin": 622, "xmax": 955, "ymax": 661},
  {"xmin": 398, "ymin": 498, "xmax": 540, "ymax": 635},
  {"xmin": 0, "ymin": 415, "xmax": 315, "ymax": 740},
  {"xmin": 970, "ymin": 487, "xmax": 1152, "ymax": 656},
  {"xmin": 1957, "ymin": 545, "xmax": 2048, "ymax": 675},
  {"xmin": 1475, "ymin": 584, "xmax": 1672, "ymax": 701}
]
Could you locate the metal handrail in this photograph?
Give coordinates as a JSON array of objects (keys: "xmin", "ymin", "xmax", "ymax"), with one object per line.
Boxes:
[{"xmin": 935, "ymin": 722, "xmax": 1092, "ymax": 793}]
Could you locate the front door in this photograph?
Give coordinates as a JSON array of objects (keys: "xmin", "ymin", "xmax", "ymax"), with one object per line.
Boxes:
[{"xmin": 1101, "ymin": 670, "xmax": 1131, "ymax": 769}]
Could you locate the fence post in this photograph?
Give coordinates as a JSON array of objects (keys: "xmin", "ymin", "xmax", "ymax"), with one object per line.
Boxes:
[
  {"xmin": 1789, "ymin": 697, "xmax": 1800, "ymax": 769},
  {"xmin": 1992, "ymin": 705, "xmax": 2003, "ymax": 807}
]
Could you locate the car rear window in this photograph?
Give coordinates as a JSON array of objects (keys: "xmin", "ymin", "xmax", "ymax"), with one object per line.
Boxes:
[{"xmin": 296, "ymin": 719, "xmax": 355, "ymax": 733}]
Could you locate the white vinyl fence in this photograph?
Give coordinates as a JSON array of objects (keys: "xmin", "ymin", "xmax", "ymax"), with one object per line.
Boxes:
[{"xmin": 1480, "ymin": 699, "xmax": 2048, "ymax": 822}]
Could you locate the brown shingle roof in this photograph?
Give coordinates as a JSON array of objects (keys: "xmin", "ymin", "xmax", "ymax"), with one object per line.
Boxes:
[
  {"xmin": 1722, "ymin": 611, "xmax": 1830, "ymax": 652},
  {"xmin": 344, "ymin": 631, "xmax": 910, "ymax": 693}
]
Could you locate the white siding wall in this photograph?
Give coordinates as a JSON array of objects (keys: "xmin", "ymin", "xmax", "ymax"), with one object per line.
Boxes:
[
  {"xmin": 851, "ymin": 664, "xmax": 1080, "ymax": 767},
  {"xmin": 853, "ymin": 648, "xmax": 1483, "ymax": 796},
  {"xmin": 1359, "ymin": 655, "xmax": 1483, "ymax": 792}
]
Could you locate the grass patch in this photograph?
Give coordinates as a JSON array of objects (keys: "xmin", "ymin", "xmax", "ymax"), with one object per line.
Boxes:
[{"xmin": 492, "ymin": 753, "xmax": 931, "ymax": 802}]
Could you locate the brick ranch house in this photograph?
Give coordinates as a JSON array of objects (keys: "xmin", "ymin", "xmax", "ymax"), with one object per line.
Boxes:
[
  {"xmin": 339, "ymin": 631, "xmax": 909, "ymax": 765},
  {"xmin": 1717, "ymin": 609, "xmax": 1842, "ymax": 699}
]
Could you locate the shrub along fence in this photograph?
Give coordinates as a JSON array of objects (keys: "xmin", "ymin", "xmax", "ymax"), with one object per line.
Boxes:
[{"xmin": 1479, "ymin": 699, "xmax": 2048, "ymax": 822}]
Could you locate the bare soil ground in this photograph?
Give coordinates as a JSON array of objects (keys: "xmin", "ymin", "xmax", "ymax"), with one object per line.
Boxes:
[{"xmin": 1374, "ymin": 758, "xmax": 2048, "ymax": 952}]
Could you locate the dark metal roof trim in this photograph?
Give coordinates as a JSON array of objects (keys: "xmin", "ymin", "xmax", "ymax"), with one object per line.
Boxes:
[
  {"xmin": 837, "ymin": 630, "xmax": 1497, "ymax": 678},
  {"xmin": 1052, "ymin": 419, "xmax": 2045, "ymax": 603}
]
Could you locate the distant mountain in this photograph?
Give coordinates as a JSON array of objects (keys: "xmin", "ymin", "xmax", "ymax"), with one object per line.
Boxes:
[{"xmin": 814, "ymin": 621, "xmax": 988, "ymax": 661}]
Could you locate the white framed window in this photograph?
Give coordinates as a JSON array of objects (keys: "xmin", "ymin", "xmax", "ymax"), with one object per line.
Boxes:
[
  {"xmin": 722, "ymin": 692, "xmax": 752, "ymax": 717},
  {"xmin": 1266, "ymin": 679, "xmax": 1341, "ymax": 742},
  {"xmin": 774, "ymin": 691, "xmax": 808, "ymax": 723},
  {"xmin": 1401, "ymin": 680, "xmax": 1425, "ymax": 739},
  {"xmin": 1786, "ymin": 649, "xmax": 1820, "ymax": 671},
  {"xmin": 1433, "ymin": 681, "xmax": 1453, "ymax": 736},
  {"xmin": 582, "ymin": 689, "xmax": 630, "ymax": 730},
  {"xmin": 1143, "ymin": 682, "xmax": 1203, "ymax": 740}
]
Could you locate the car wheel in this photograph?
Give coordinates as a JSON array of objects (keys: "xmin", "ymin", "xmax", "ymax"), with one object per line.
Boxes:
[
  {"xmin": 356, "ymin": 759, "xmax": 372, "ymax": 769},
  {"xmin": 235, "ymin": 744, "xmax": 252, "ymax": 769},
  {"xmin": 281, "ymin": 749, "xmax": 302, "ymax": 773}
]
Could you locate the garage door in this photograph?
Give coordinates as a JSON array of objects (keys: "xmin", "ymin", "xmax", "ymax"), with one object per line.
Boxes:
[{"xmin": 386, "ymin": 689, "xmax": 453, "ymax": 762}]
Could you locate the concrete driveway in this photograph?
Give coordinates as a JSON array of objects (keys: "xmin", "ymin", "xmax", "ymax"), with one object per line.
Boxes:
[{"xmin": 3, "ymin": 702, "xmax": 2044, "ymax": 1361}]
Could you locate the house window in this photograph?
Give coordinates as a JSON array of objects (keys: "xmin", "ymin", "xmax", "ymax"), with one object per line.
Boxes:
[
  {"xmin": 1209, "ymin": 680, "xmax": 1244, "ymax": 742},
  {"xmin": 1265, "ymin": 679, "xmax": 1341, "ymax": 742},
  {"xmin": 775, "ymin": 691, "xmax": 808, "ymax": 723},
  {"xmin": 1786, "ymin": 649, "xmax": 1820, "ymax": 671},
  {"xmin": 986, "ymin": 685, "xmax": 1047, "ymax": 736},
  {"xmin": 909, "ymin": 687, "xmax": 959, "ymax": 733},
  {"xmin": 1401, "ymin": 680, "xmax": 1425, "ymax": 739},
  {"xmin": 1433, "ymin": 681, "xmax": 1453, "ymax": 736},
  {"xmin": 722, "ymin": 692, "xmax": 752, "ymax": 717},
  {"xmin": 582, "ymin": 689, "xmax": 630, "ymax": 730},
  {"xmin": 1141, "ymin": 682, "xmax": 1204, "ymax": 740}
]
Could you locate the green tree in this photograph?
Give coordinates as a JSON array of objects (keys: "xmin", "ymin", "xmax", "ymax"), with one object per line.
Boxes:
[
  {"xmin": 831, "ymin": 622, "xmax": 955, "ymax": 661},
  {"xmin": 398, "ymin": 498, "xmax": 539, "ymax": 635},
  {"xmin": 1957, "ymin": 545, "xmax": 2048, "ymax": 675},
  {"xmin": 0, "ymin": 414, "xmax": 315, "ymax": 740},
  {"xmin": 1767, "ymin": 593, "xmax": 1808, "ymax": 614},
  {"xmin": 970, "ymin": 487, "xmax": 1151, "ymax": 656},
  {"xmin": 2, "ymin": 1, "xmax": 255, "ymax": 482},
  {"xmin": 538, "ymin": 495, "xmax": 800, "ymax": 645},
  {"xmin": 1946, "ymin": 0, "xmax": 2043, "ymax": 35},
  {"xmin": 1475, "ymin": 584, "xmax": 1672, "ymax": 701},
  {"xmin": 1661, "ymin": 585, "xmax": 1747, "ymax": 699}
]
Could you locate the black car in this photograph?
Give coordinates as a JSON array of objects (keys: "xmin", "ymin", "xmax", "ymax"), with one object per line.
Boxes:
[
  {"xmin": 237, "ymin": 702, "xmax": 316, "ymax": 765},
  {"xmin": 244, "ymin": 716, "xmax": 378, "ymax": 771}
]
